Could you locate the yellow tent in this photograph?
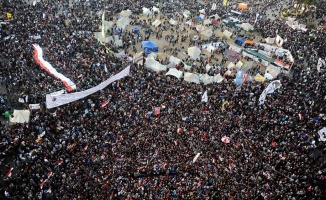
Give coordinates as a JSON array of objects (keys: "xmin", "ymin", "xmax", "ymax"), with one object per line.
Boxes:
[
  {"xmin": 254, "ymin": 74, "xmax": 265, "ymax": 82},
  {"xmin": 238, "ymin": 3, "xmax": 248, "ymax": 10},
  {"xmin": 7, "ymin": 12, "xmax": 12, "ymax": 19}
]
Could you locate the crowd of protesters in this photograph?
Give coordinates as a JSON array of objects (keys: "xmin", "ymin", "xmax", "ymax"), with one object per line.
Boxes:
[{"xmin": 0, "ymin": 0, "xmax": 325, "ymax": 199}]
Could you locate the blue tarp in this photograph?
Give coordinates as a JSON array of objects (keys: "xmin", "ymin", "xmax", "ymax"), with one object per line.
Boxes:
[
  {"xmin": 235, "ymin": 70, "xmax": 244, "ymax": 85},
  {"xmin": 197, "ymin": 16, "xmax": 203, "ymax": 21},
  {"xmin": 114, "ymin": 29, "xmax": 121, "ymax": 35},
  {"xmin": 132, "ymin": 27, "xmax": 140, "ymax": 34},
  {"xmin": 142, "ymin": 41, "xmax": 158, "ymax": 55},
  {"xmin": 234, "ymin": 37, "xmax": 246, "ymax": 46}
]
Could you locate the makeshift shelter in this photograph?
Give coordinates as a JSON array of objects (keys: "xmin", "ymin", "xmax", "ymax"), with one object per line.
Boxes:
[
  {"xmin": 235, "ymin": 61, "xmax": 244, "ymax": 68},
  {"xmin": 214, "ymin": 74, "xmax": 224, "ymax": 83},
  {"xmin": 240, "ymin": 23, "xmax": 254, "ymax": 31},
  {"xmin": 94, "ymin": 32, "xmax": 109, "ymax": 43},
  {"xmin": 196, "ymin": 25, "xmax": 205, "ymax": 32},
  {"xmin": 184, "ymin": 72, "xmax": 200, "ymax": 84},
  {"xmin": 147, "ymin": 52, "xmax": 157, "ymax": 60},
  {"xmin": 10, "ymin": 110, "xmax": 30, "ymax": 123},
  {"xmin": 152, "ymin": 6, "xmax": 160, "ymax": 13},
  {"xmin": 202, "ymin": 74, "xmax": 214, "ymax": 85},
  {"xmin": 166, "ymin": 68, "xmax": 183, "ymax": 79},
  {"xmin": 227, "ymin": 62, "xmax": 236, "ymax": 70},
  {"xmin": 169, "ymin": 19, "xmax": 178, "ymax": 26},
  {"xmin": 114, "ymin": 29, "xmax": 121, "ymax": 35},
  {"xmin": 143, "ymin": 7, "xmax": 152, "ymax": 15},
  {"xmin": 265, "ymin": 37, "xmax": 275, "ymax": 44},
  {"xmin": 245, "ymin": 40, "xmax": 254, "ymax": 45},
  {"xmin": 199, "ymin": 9, "xmax": 205, "ymax": 14},
  {"xmin": 120, "ymin": 10, "xmax": 132, "ymax": 17},
  {"xmin": 132, "ymin": 27, "xmax": 140, "ymax": 34},
  {"xmin": 99, "ymin": 21, "xmax": 114, "ymax": 31},
  {"xmin": 226, "ymin": 49, "xmax": 239, "ymax": 62},
  {"xmin": 211, "ymin": 19, "xmax": 218, "ymax": 25},
  {"xmin": 188, "ymin": 46, "xmax": 201, "ymax": 60},
  {"xmin": 185, "ymin": 20, "xmax": 194, "ymax": 26},
  {"xmin": 142, "ymin": 41, "xmax": 158, "ymax": 55},
  {"xmin": 169, "ymin": 56, "xmax": 182, "ymax": 65},
  {"xmin": 254, "ymin": 73, "xmax": 265, "ymax": 82},
  {"xmin": 229, "ymin": 45, "xmax": 242, "ymax": 53},
  {"xmin": 234, "ymin": 37, "xmax": 246, "ymax": 46},
  {"xmin": 238, "ymin": 3, "xmax": 248, "ymax": 9},
  {"xmin": 145, "ymin": 58, "xmax": 167, "ymax": 72},
  {"xmin": 183, "ymin": 10, "xmax": 191, "ymax": 18},
  {"xmin": 201, "ymin": 29, "xmax": 213, "ymax": 38},
  {"xmin": 204, "ymin": 19, "xmax": 212, "ymax": 25},
  {"xmin": 223, "ymin": 30, "xmax": 233, "ymax": 39},
  {"xmin": 117, "ymin": 17, "xmax": 129, "ymax": 29},
  {"xmin": 152, "ymin": 19, "xmax": 161, "ymax": 27}
]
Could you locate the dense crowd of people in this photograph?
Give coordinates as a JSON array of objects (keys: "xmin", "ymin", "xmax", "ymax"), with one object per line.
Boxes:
[{"xmin": 0, "ymin": 0, "xmax": 325, "ymax": 199}]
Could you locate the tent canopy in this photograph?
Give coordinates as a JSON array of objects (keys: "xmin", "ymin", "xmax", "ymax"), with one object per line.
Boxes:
[
  {"xmin": 143, "ymin": 7, "xmax": 152, "ymax": 15},
  {"xmin": 120, "ymin": 10, "xmax": 132, "ymax": 17},
  {"xmin": 238, "ymin": 3, "xmax": 248, "ymax": 9},
  {"xmin": 117, "ymin": 17, "xmax": 130, "ymax": 29},
  {"xmin": 132, "ymin": 27, "xmax": 140, "ymax": 34},
  {"xmin": 234, "ymin": 37, "xmax": 246, "ymax": 46},
  {"xmin": 142, "ymin": 41, "xmax": 158, "ymax": 55},
  {"xmin": 145, "ymin": 58, "xmax": 167, "ymax": 72},
  {"xmin": 152, "ymin": 19, "xmax": 161, "ymax": 27},
  {"xmin": 184, "ymin": 72, "xmax": 200, "ymax": 84},
  {"xmin": 10, "ymin": 110, "xmax": 30, "ymax": 123},
  {"xmin": 188, "ymin": 46, "xmax": 201, "ymax": 60},
  {"xmin": 240, "ymin": 23, "xmax": 253, "ymax": 31},
  {"xmin": 166, "ymin": 68, "xmax": 183, "ymax": 79}
]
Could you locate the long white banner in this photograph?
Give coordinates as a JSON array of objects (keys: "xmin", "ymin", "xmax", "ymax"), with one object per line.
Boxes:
[
  {"xmin": 259, "ymin": 80, "xmax": 281, "ymax": 105},
  {"xmin": 46, "ymin": 66, "xmax": 130, "ymax": 109},
  {"xmin": 33, "ymin": 44, "xmax": 76, "ymax": 92}
]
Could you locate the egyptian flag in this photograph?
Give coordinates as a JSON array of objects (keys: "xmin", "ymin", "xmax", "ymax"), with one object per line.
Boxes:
[
  {"xmin": 298, "ymin": 113, "xmax": 302, "ymax": 120},
  {"xmin": 101, "ymin": 100, "xmax": 109, "ymax": 108},
  {"xmin": 48, "ymin": 171, "xmax": 53, "ymax": 178},
  {"xmin": 83, "ymin": 145, "xmax": 88, "ymax": 153},
  {"xmin": 228, "ymin": 160, "xmax": 233, "ymax": 171},
  {"xmin": 6, "ymin": 168, "xmax": 14, "ymax": 177},
  {"xmin": 57, "ymin": 159, "xmax": 63, "ymax": 165},
  {"xmin": 40, "ymin": 179, "xmax": 47, "ymax": 189}
]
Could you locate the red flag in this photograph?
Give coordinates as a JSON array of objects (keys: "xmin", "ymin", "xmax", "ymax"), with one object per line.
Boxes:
[
  {"xmin": 177, "ymin": 128, "xmax": 182, "ymax": 134},
  {"xmin": 221, "ymin": 136, "xmax": 231, "ymax": 143},
  {"xmin": 101, "ymin": 100, "xmax": 109, "ymax": 108},
  {"xmin": 6, "ymin": 167, "xmax": 14, "ymax": 177},
  {"xmin": 57, "ymin": 159, "xmax": 63, "ymax": 165},
  {"xmin": 40, "ymin": 179, "xmax": 47, "ymax": 189},
  {"xmin": 271, "ymin": 141, "xmax": 277, "ymax": 147},
  {"xmin": 48, "ymin": 171, "xmax": 53, "ymax": 178},
  {"xmin": 83, "ymin": 145, "xmax": 88, "ymax": 153}
]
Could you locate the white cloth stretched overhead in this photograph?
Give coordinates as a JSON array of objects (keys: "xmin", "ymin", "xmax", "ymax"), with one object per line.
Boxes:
[
  {"xmin": 202, "ymin": 74, "xmax": 214, "ymax": 85},
  {"xmin": 214, "ymin": 74, "xmax": 224, "ymax": 83},
  {"xmin": 152, "ymin": 19, "xmax": 161, "ymax": 27},
  {"xmin": 169, "ymin": 19, "xmax": 178, "ymax": 25},
  {"xmin": 259, "ymin": 80, "xmax": 281, "ymax": 105},
  {"xmin": 240, "ymin": 23, "xmax": 253, "ymax": 31},
  {"xmin": 120, "ymin": 10, "xmax": 132, "ymax": 17},
  {"xmin": 265, "ymin": 37, "xmax": 275, "ymax": 44},
  {"xmin": 169, "ymin": 56, "xmax": 182, "ymax": 65},
  {"xmin": 145, "ymin": 58, "xmax": 167, "ymax": 72},
  {"xmin": 152, "ymin": 6, "xmax": 160, "ymax": 13},
  {"xmin": 143, "ymin": 7, "xmax": 152, "ymax": 15},
  {"xmin": 235, "ymin": 61, "xmax": 243, "ymax": 69},
  {"xmin": 99, "ymin": 20, "xmax": 114, "ymax": 31},
  {"xmin": 183, "ymin": 10, "xmax": 191, "ymax": 18},
  {"xmin": 10, "ymin": 110, "xmax": 30, "ymax": 123},
  {"xmin": 201, "ymin": 29, "xmax": 213, "ymax": 37},
  {"xmin": 188, "ymin": 46, "xmax": 201, "ymax": 60},
  {"xmin": 196, "ymin": 25, "xmax": 205, "ymax": 32},
  {"xmin": 199, "ymin": 9, "xmax": 205, "ymax": 14},
  {"xmin": 227, "ymin": 62, "xmax": 235, "ymax": 70},
  {"xmin": 117, "ymin": 17, "xmax": 129, "ymax": 29},
  {"xmin": 266, "ymin": 65, "xmax": 281, "ymax": 78},
  {"xmin": 229, "ymin": 45, "xmax": 242, "ymax": 53},
  {"xmin": 166, "ymin": 68, "xmax": 183, "ymax": 79},
  {"xmin": 46, "ymin": 66, "xmax": 130, "ymax": 109},
  {"xmin": 223, "ymin": 30, "xmax": 233, "ymax": 38},
  {"xmin": 184, "ymin": 72, "xmax": 200, "ymax": 84},
  {"xmin": 204, "ymin": 19, "xmax": 211, "ymax": 25},
  {"xmin": 33, "ymin": 44, "xmax": 76, "ymax": 92}
]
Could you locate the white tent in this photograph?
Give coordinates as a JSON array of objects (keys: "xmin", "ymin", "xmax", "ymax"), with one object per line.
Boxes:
[
  {"xmin": 229, "ymin": 45, "xmax": 242, "ymax": 53},
  {"xmin": 120, "ymin": 10, "xmax": 132, "ymax": 17},
  {"xmin": 188, "ymin": 46, "xmax": 201, "ymax": 60},
  {"xmin": 152, "ymin": 6, "xmax": 160, "ymax": 13},
  {"xmin": 196, "ymin": 25, "xmax": 205, "ymax": 32},
  {"xmin": 202, "ymin": 74, "xmax": 214, "ymax": 85},
  {"xmin": 227, "ymin": 62, "xmax": 235, "ymax": 70},
  {"xmin": 275, "ymin": 35, "xmax": 284, "ymax": 47},
  {"xmin": 265, "ymin": 37, "xmax": 275, "ymax": 44},
  {"xmin": 169, "ymin": 19, "xmax": 178, "ymax": 26},
  {"xmin": 184, "ymin": 72, "xmax": 200, "ymax": 84},
  {"xmin": 10, "ymin": 110, "xmax": 30, "ymax": 123},
  {"xmin": 183, "ymin": 10, "xmax": 191, "ymax": 18},
  {"xmin": 214, "ymin": 74, "xmax": 224, "ymax": 83},
  {"xmin": 152, "ymin": 19, "xmax": 161, "ymax": 27},
  {"xmin": 240, "ymin": 23, "xmax": 254, "ymax": 31},
  {"xmin": 266, "ymin": 65, "xmax": 281, "ymax": 78},
  {"xmin": 166, "ymin": 68, "xmax": 183, "ymax": 79},
  {"xmin": 235, "ymin": 61, "xmax": 243, "ymax": 69},
  {"xmin": 203, "ymin": 19, "xmax": 212, "ymax": 25},
  {"xmin": 206, "ymin": 64, "xmax": 212, "ymax": 72},
  {"xmin": 185, "ymin": 20, "xmax": 194, "ymax": 26},
  {"xmin": 94, "ymin": 32, "xmax": 109, "ymax": 43},
  {"xmin": 209, "ymin": 14, "xmax": 220, "ymax": 19},
  {"xmin": 199, "ymin": 9, "xmax": 205, "ymax": 14},
  {"xmin": 169, "ymin": 56, "xmax": 182, "ymax": 65},
  {"xmin": 147, "ymin": 52, "xmax": 157, "ymax": 60},
  {"xmin": 99, "ymin": 20, "xmax": 114, "ymax": 31},
  {"xmin": 143, "ymin": 7, "xmax": 152, "ymax": 15},
  {"xmin": 201, "ymin": 29, "xmax": 213, "ymax": 37},
  {"xmin": 223, "ymin": 30, "xmax": 233, "ymax": 38},
  {"xmin": 117, "ymin": 17, "xmax": 130, "ymax": 29},
  {"xmin": 145, "ymin": 58, "xmax": 167, "ymax": 72}
]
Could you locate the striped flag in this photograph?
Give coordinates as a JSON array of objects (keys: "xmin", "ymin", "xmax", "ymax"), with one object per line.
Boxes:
[
  {"xmin": 228, "ymin": 160, "xmax": 233, "ymax": 170},
  {"xmin": 40, "ymin": 179, "xmax": 47, "ymax": 189},
  {"xmin": 48, "ymin": 171, "xmax": 53, "ymax": 178},
  {"xmin": 57, "ymin": 159, "xmax": 63, "ymax": 165},
  {"xmin": 100, "ymin": 100, "xmax": 109, "ymax": 108},
  {"xmin": 83, "ymin": 145, "xmax": 88, "ymax": 153},
  {"xmin": 6, "ymin": 168, "xmax": 14, "ymax": 177}
]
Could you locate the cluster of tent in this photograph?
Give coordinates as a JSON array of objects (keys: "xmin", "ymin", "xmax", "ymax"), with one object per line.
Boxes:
[{"xmin": 285, "ymin": 17, "xmax": 307, "ymax": 32}]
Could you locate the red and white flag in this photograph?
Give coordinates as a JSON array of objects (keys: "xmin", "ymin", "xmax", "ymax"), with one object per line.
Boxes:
[
  {"xmin": 6, "ymin": 168, "xmax": 14, "ymax": 177},
  {"xmin": 154, "ymin": 107, "xmax": 160, "ymax": 115},
  {"xmin": 48, "ymin": 171, "xmax": 53, "ymax": 178},
  {"xmin": 101, "ymin": 100, "xmax": 109, "ymax": 108},
  {"xmin": 228, "ymin": 160, "xmax": 233, "ymax": 170},
  {"xmin": 298, "ymin": 113, "xmax": 302, "ymax": 120},
  {"xmin": 177, "ymin": 128, "xmax": 182, "ymax": 134},
  {"xmin": 57, "ymin": 159, "xmax": 63, "ymax": 165},
  {"xmin": 40, "ymin": 179, "xmax": 47, "ymax": 189},
  {"xmin": 221, "ymin": 136, "xmax": 231, "ymax": 143},
  {"xmin": 83, "ymin": 145, "xmax": 88, "ymax": 153}
]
